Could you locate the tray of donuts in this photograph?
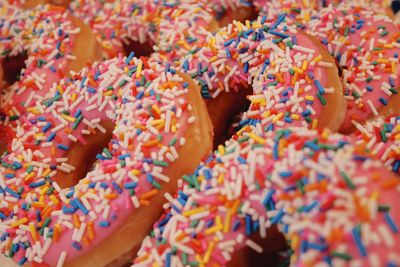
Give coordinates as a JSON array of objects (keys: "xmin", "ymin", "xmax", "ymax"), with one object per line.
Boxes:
[{"xmin": 0, "ymin": 0, "xmax": 400, "ymax": 266}]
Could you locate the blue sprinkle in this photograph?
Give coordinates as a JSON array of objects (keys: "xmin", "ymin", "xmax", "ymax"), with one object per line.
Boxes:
[
  {"xmin": 62, "ymin": 206, "xmax": 76, "ymax": 214},
  {"xmin": 5, "ymin": 187, "xmax": 19, "ymax": 199},
  {"xmin": 29, "ymin": 180, "xmax": 46, "ymax": 188},
  {"xmin": 384, "ymin": 213, "xmax": 398, "ymax": 233},
  {"xmin": 262, "ymin": 190, "xmax": 275, "ymax": 207},
  {"xmin": 352, "ymin": 227, "xmax": 367, "ymax": 257},
  {"xmin": 166, "ymin": 252, "xmax": 172, "ymax": 267},
  {"xmin": 245, "ymin": 215, "xmax": 252, "ymax": 235},
  {"xmin": 314, "ymin": 80, "xmax": 325, "ymax": 94},
  {"xmin": 47, "ymin": 132, "xmax": 56, "ymax": 142},
  {"xmin": 366, "ymin": 85, "xmax": 373, "ymax": 92},
  {"xmin": 271, "ymin": 209, "xmax": 284, "ymax": 224},
  {"xmin": 268, "ymin": 30, "xmax": 289, "ymax": 38},
  {"xmin": 124, "ymin": 182, "xmax": 138, "ymax": 189},
  {"xmin": 126, "ymin": 52, "xmax": 135, "ymax": 64},
  {"xmin": 303, "ymin": 200, "xmax": 319, "ymax": 212},
  {"xmin": 71, "ymin": 198, "xmax": 89, "ymax": 215},
  {"xmin": 0, "ymin": 212, "xmax": 6, "ymax": 219},
  {"xmin": 225, "ymin": 48, "xmax": 231, "ymax": 58},
  {"xmin": 224, "ymin": 38, "xmax": 235, "ymax": 47},
  {"xmin": 72, "ymin": 241, "xmax": 82, "ymax": 250},
  {"xmin": 5, "ymin": 174, "xmax": 14, "ymax": 179},
  {"xmin": 57, "ymin": 144, "xmax": 69, "ymax": 151},
  {"xmin": 18, "ymin": 257, "xmax": 28, "ymax": 266},
  {"xmin": 229, "ymin": 220, "xmax": 239, "ymax": 233},
  {"xmin": 379, "ymin": 97, "xmax": 388, "ymax": 105},
  {"xmin": 307, "ymin": 241, "xmax": 328, "ymax": 251},
  {"xmin": 270, "ymin": 14, "xmax": 286, "ymax": 30},
  {"xmin": 99, "ymin": 221, "xmax": 110, "ymax": 227},
  {"xmin": 279, "ymin": 171, "xmax": 292, "ymax": 178}
]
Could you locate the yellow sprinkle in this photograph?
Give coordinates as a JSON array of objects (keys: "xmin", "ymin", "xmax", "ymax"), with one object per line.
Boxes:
[
  {"xmin": 305, "ymin": 95, "xmax": 314, "ymax": 101},
  {"xmin": 302, "ymin": 60, "xmax": 308, "ymax": 71},
  {"xmin": 391, "ymin": 61, "xmax": 396, "ymax": 74},
  {"xmin": 217, "ymin": 173, "xmax": 224, "ymax": 185},
  {"xmin": 40, "ymin": 186, "xmax": 49, "ymax": 195},
  {"xmin": 24, "ymin": 172, "xmax": 36, "ymax": 182},
  {"xmin": 245, "ymin": 20, "xmax": 250, "ymax": 28},
  {"xmin": 312, "ymin": 55, "xmax": 322, "ymax": 63},
  {"xmin": 209, "ymin": 56, "xmax": 218, "ymax": 63},
  {"xmin": 61, "ymin": 114, "xmax": 76, "ymax": 123},
  {"xmin": 262, "ymin": 110, "xmax": 271, "ymax": 119},
  {"xmin": 291, "ymin": 114, "xmax": 300, "ymax": 120},
  {"xmin": 247, "ymin": 133, "xmax": 266, "ymax": 144},
  {"xmin": 11, "ymin": 217, "xmax": 28, "ymax": 228},
  {"xmin": 383, "ymin": 44, "xmax": 393, "ymax": 49},
  {"xmin": 377, "ymin": 58, "xmax": 389, "ymax": 64},
  {"xmin": 272, "ymin": 113, "xmax": 284, "ymax": 123},
  {"xmin": 203, "ymin": 241, "xmax": 215, "ymax": 264},
  {"xmin": 71, "ymin": 93, "xmax": 77, "ymax": 102},
  {"xmin": 250, "ymin": 98, "xmax": 265, "ymax": 104},
  {"xmin": 293, "ymin": 66, "xmax": 303, "ymax": 74},
  {"xmin": 131, "ymin": 169, "xmax": 141, "ymax": 176},
  {"xmin": 223, "ymin": 210, "xmax": 232, "ymax": 233},
  {"xmin": 205, "ymin": 216, "xmax": 223, "ymax": 235},
  {"xmin": 237, "ymin": 22, "xmax": 243, "ymax": 32},
  {"xmin": 183, "ymin": 207, "xmax": 206, "ymax": 217},
  {"xmin": 321, "ymin": 129, "xmax": 330, "ymax": 139},
  {"xmin": 218, "ymin": 145, "xmax": 225, "ymax": 156},
  {"xmin": 136, "ymin": 61, "xmax": 142, "ymax": 78},
  {"xmin": 195, "ymin": 255, "xmax": 205, "ymax": 267},
  {"xmin": 311, "ymin": 119, "xmax": 318, "ymax": 129},
  {"xmin": 29, "ymin": 222, "xmax": 38, "ymax": 242},
  {"xmin": 42, "ymin": 169, "xmax": 51, "ymax": 178},
  {"xmin": 50, "ymin": 195, "xmax": 59, "ymax": 205},
  {"xmin": 56, "ymin": 84, "xmax": 64, "ymax": 94},
  {"xmin": 150, "ymin": 119, "xmax": 165, "ymax": 126}
]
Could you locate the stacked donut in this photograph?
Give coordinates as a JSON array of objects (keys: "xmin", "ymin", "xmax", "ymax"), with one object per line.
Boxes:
[{"xmin": 0, "ymin": 1, "xmax": 400, "ymax": 267}]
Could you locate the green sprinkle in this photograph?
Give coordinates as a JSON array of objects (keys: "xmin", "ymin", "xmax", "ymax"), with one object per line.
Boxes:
[{"xmin": 340, "ymin": 171, "xmax": 355, "ymax": 190}]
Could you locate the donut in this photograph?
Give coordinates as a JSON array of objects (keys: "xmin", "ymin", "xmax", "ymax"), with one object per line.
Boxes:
[
  {"xmin": 207, "ymin": 0, "xmax": 256, "ymax": 27},
  {"xmin": 150, "ymin": 15, "xmax": 345, "ymax": 146},
  {"xmin": 65, "ymin": 0, "xmax": 218, "ymax": 59},
  {"xmin": 303, "ymin": 4, "xmax": 400, "ymax": 132},
  {"xmin": 353, "ymin": 114, "xmax": 400, "ymax": 175},
  {"xmin": 0, "ymin": 55, "xmax": 213, "ymax": 266},
  {"xmin": 0, "ymin": 4, "xmax": 102, "ymax": 116},
  {"xmin": 134, "ymin": 127, "xmax": 400, "ymax": 266}
]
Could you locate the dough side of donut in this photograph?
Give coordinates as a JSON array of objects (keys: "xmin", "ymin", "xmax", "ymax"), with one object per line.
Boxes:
[{"xmin": 305, "ymin": 33, "xmax": 346, "ymax": 132}]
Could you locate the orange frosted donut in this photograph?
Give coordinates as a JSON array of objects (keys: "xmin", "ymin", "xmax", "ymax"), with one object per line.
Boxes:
[
  {"xmin": 0, "ymin": 55, "xmax": 212, "ymax": 267},
  {"xmin": 134, "ymin": 127, "xmax": 400, "ymax": 267}
]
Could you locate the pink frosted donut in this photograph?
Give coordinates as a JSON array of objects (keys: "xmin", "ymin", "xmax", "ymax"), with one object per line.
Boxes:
[
  {"xmin": 304, "ymin": 4, "xmax": 400, "ymax": 132},
  {"xmin": 0, "ymin": 56, "xmax": 213, "ymax": 266},
  {"xmin": 134, "ymin": 127, "xmax": 400, "ymax": 267},
  {"xmin": 353, "ymin": 114, "xmax": 400, "ymax": 175},
  {"xmin": 150, "ymin": 15, "xmax": 345, "ymax": 147},
  {"xmin": 66, "ymin": 0, "xmax": 218, "ymax": 58},
  {"xmin": 206, "ymin": 0, "xmax": 256, "ymax": 26},
  {"xmin": 0, "ymin": 4, "xmax": 102, "ymax": 118}
]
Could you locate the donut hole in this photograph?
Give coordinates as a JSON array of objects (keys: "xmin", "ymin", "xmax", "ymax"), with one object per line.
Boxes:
[
  {"xmin": 228, "ymin": 227, "xmax": 288, "ymax": 267},
  {"xmin": 53, "ymin": 120, "xmax": 114, "ymax": 189},
  {"xmin": 207, "ymin": 87, "xmax": 252, "ymax": 149},
  {"xmin": 1, "ymin": 52, "xmax": 27, "ymax": 86},
  {"xmin": 123, "ymin": 40, "xmax": 154, "ymax": 58}
]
